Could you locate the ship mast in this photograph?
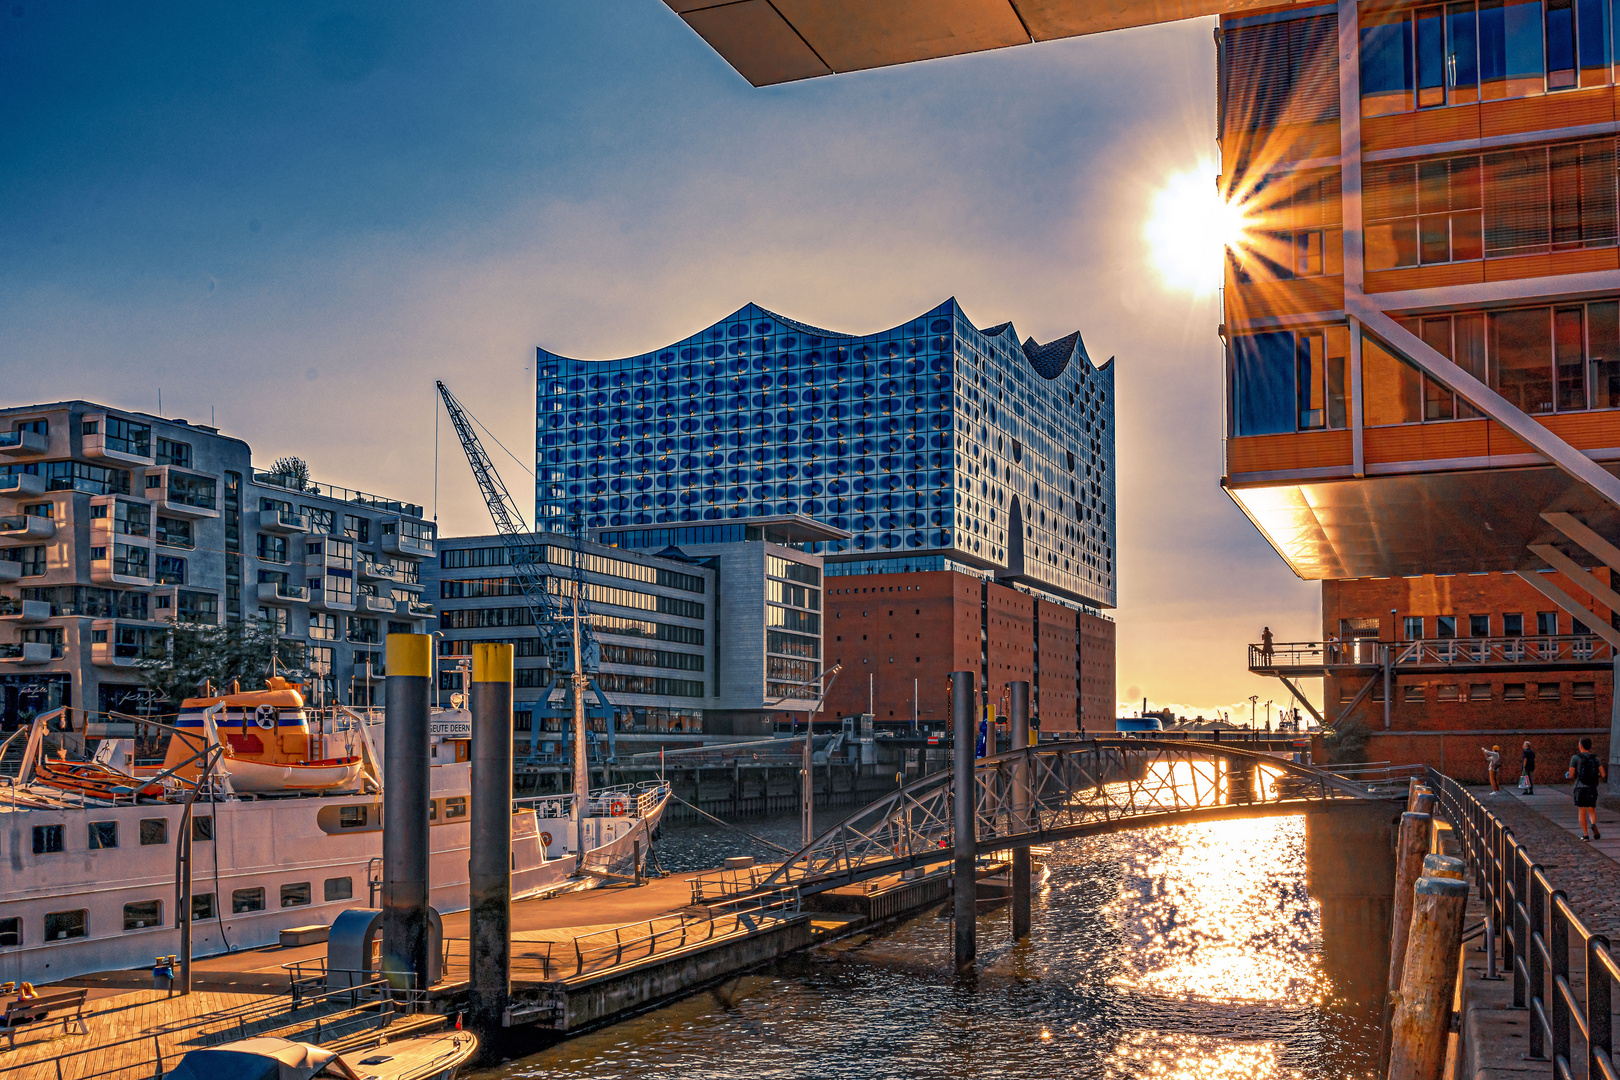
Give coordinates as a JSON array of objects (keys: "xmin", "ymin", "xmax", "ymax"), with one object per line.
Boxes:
[{"xmin": 571, "ymin": 591, "xmax": 588, "ymax": 872}]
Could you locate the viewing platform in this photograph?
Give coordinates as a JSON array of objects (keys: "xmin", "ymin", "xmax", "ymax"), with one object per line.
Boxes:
[{"xmin": 1248, "ymin": 636, "xmax": 1616, "ymax": 677}]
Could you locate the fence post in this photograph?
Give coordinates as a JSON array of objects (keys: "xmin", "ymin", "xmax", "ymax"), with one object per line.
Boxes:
[
  {"xmin": 1513, "ymin": 847, "xmax": 1529, "ymax": 1009},
  {"xmin": 1529, "ymin": 874, "xmax": 1548, "ymax": 1059},
  {"xmin": 1590, "ymin": 936, "xmax": 1613, "ymax": 1080},
  {"xmin": 1389, "ymin": 812, "xmax": 1433, "ymax": 996},
  {"xmin": 1551, "ymin": 893, "xmax": 1571, "ymax": 1070}
]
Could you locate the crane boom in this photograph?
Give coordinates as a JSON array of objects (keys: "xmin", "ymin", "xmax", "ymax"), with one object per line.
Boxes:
[{"xmin": 435, "ymin": 381, "xmax": 600, "ymax": 673}]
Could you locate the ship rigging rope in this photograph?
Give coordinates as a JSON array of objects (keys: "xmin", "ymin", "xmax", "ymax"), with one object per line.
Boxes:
[{"xmin": 669, "ymin": 794, "xmax": 798, "ymax": 857}]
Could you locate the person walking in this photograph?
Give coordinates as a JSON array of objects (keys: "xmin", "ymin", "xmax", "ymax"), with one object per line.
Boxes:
[
  {"xmin": 1567, "ymin": 737, "xmax": 1606, "ymax": 840},
  {"xmin": 1481, "ymin": 744, "xmax": 1502, "ymax": 793},
  {"xmin": 1520, "ymin": 741, "xmax": 1536, "ymax": 795}
]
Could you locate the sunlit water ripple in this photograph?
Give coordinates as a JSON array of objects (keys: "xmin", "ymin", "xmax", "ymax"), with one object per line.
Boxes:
[{"xmin": 480, "ymin": 812, "xmax": 1384, "ymax": 1080}]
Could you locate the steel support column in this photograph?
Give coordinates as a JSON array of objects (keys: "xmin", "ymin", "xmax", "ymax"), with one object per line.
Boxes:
[
  {"xmin": 382, "ymin": 633, "xmax": 433, "ymax": 992},
  {"xmin": 468, "ymin": 644, "xmax": 513, "ymax": 1043},
  {"xmin": 952, "ymin": 670, "xmax": 977, "ymax": 973},
  {"xmin": 1009, "ymin": 681, "xmax": 1031, "ymax": 942}
]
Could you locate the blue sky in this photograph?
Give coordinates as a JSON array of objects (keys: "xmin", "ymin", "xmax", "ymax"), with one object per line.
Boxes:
[{"xmin": 0, "ymin": 0, "xmax": 1320, "ymax": 718}]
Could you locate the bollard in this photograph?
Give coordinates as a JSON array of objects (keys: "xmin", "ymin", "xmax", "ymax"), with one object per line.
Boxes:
[
  {"xmin": 952, "ymin": 670, "xmax": 977, "ymax": 973},
  {"xmin": 1407, "ymin": 784, "xmax": 1431, "ymax": 812},
  {"xmin": 382, "ymin": 633, "xmax": 433, "ymax": 992},
  {"xmin": 1387, "ymin": 812, "xmax": 1433, "ymax": 997},
  {"xmin": 1421, "ymin": 854, "xmax": 1464, "ymax": 881},
  {"xmin": 467, "ymin": 643, "xmax": 513, "ymax": 1045},
  {"xmin": 1009, "ymin": 681, "xmax": 1031, "ymax": 943},
  {"xmin": 1387, "ymin": 876, "xmax": 1471, "ymax": 1080}
]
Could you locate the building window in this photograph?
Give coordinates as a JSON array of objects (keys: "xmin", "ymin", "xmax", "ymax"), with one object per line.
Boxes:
[
  {"xmin": 257, "ymin": 535, "xmax": 289, "ymax": 564},
  {"xmin": 177, "ymin": 590, "xmax": 218, "ymax": 624},
  {"xmin": 1575, "ymin": 681, "xmax": 1597, "ymax": 699},
  {"xmin": 1469, "ymin": 615, "xmax": 1490, "ymax": 637},
  {"xmin": 443, "ymin": 797, "xmax": 468, "ymax": 820},
  {"xmin": 1436, "ymin": 615, "xmax": 1457, "ymax": 638},
  {"xmin": 156, "ymin": 516, "xmax": 194, "ymax": 548},
  {"xmin": 1504, "ymin": 612, "xmax": 1524, "ymax": 636},
  {"xmin": 310, "ymin": 613, "xmax": 339, "ymax": 640},
  {"xmin": 302, "ymin": 505, "xmax": 336, "ymax": 533},
  {"xmin": 328, "ymin": 571, "xmax": 354, "ymax": 605},
  {"xmin": 1469, "ymin": 683, "xmax": 1492, "ymax": 701},
  {"xmin": 33, "ymin": 824, "xmax": 64, "ymax": 854},
  {"xmin": 45, "ymin": 460, "xmax": 129, "ymax": 495},
  {"xmin": 44, "ymin": 910, "xmax": 86, "ymax": 941},
  {"xmin": 1, "ymin": 545, "xmax": 47, "ymax": 576},
  {"xmin": 1230, "ymin": 329, "xmax": 1350, "ymax": 436},
  {"xmin": 1403, "ymin": 616, "xmax": 1424, "ymax": 640},
  {"xmin": 324, "ymin": 877, "xmax": 353, "ymax": 901},
  {"xmin": 1437, "ymin": 684, "xmax": 1461, "ymax": 701},
  {"xmin": 259, "ymin": 605, "xmax": 290, "ymax": 635},
  {"xmin": 1504, "ymin": 682, "xmax": 1527, "ymax": 700},
  {"xmin": 140, "ymin": 819, "xmax": 168, "ymax": 845},
  {"xmin": 88, "ymin": 821, "xmax": 118, "ymax": 849},
  {"xmin": 0, "ymin": 917, "xmax": 19, "ymax": 948},
  {"xmin": 1537, "ymin": 611, "xmax": 1559, "ymax": 635},
  {"xmin": 347, "ymin": 617, "xmax": 379, "ymax": 643},
  {"xmin": 1538, "ymin": 682, "xmax": 1562, "ymax": 700},
  {"xmin": 280, "ymin": 882, "xmax": 312, "ymax": 908},
  {"xmin": 1403, "ymin": 684, "xmax": 1426, "ymax": 702},
  {"xmin": 232, "ymin": 888, "xmax": 266, "ymax": 914},
  {"xmin": 344, "ymin": 515, "xmax": 370, "ymax": 543},
  {"xmin": 192, "ymin": 893, "xmax": 215, "ymax": 921},
  {"xmin": 192, "ymin": 816, "xmax": 213, "ymax": 842},
  {"xmin": 166, "ymin": 471, "xmax": 216, "ymax": 510},
  {"xmin": 338, "ymin": 806, "xmax": 368, "ymax": 828},
  {"xmin": 155, "ymin": 438, "xmax": 191, "ymax": 468},
  {"xmin": 123, "ymin": 900, "xmax": 161, "ymax": 931},
  {"xmin": 156, "ymin": 554, "xmax": 187, "ymax": 585},
  {"xmin": 101, "ymin": 416, "xmax": 151, "ymax": 457}
]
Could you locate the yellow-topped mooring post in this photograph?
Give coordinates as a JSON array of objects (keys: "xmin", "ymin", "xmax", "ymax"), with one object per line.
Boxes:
[
  {"xmin": 382, "ymin": 633, "xmax": 433, "ymax": 992},
  {"xmin": 468, "ymin": 644, "xmax": 514, "ymax": 1046}
]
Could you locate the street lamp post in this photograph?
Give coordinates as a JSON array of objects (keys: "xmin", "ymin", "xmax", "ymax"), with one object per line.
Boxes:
[{"xmin": 766, "ymin": 664, "xmax": 843, "ymax": 847}]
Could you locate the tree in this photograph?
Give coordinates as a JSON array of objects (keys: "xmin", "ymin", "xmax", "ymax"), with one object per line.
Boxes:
[
  {"xmin": 270, "ymin": 455, "xmax": 311, "ymax": 491},
  {"xmin": 138, "ymin": 617, "xmax": 307, "ymax": 708}
]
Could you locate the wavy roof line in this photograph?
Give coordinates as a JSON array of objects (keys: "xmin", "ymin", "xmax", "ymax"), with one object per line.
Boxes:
[{"xmin": 537, "ymin": 297, "xmax": 1099, "ymax": 382}]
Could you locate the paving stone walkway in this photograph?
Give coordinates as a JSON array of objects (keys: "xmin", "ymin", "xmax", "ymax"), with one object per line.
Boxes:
[{"xmin": 1475, "ymin": 784, "xmax": 1620, "ymax": 937}]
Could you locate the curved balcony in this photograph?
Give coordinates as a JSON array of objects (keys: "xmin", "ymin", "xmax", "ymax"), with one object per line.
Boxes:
[
  {"xmin": 0, "ymin": 473, "xmax": 47, "ymax": 500},
  {"xmin": 256, "ymin": 509, "xmax": 309, "ymax": 534},
  {"xmin": 0, "ymin": 599, "xmax": 53, "ymax": 623},
  {"xmin": 257, "ymin": 582, "xmax": 310, "ymax": 604},
  {"xmin": 0, "ymin": 430, "xmax": 49, "ymax": 457},
  {"xmin": 0, "ymin": 514, "xmax": 55, "ymax": 541},
  {"xmin": 361, "ymin": 594, "xmax": 397, "ymax": 615},
  {"xmin": 358, "ymin": 560, "xmax": 399, "ymax": 582},
  {"xmin": 0, "ymin": 642, "xmax": 60, "ymax": 665}
]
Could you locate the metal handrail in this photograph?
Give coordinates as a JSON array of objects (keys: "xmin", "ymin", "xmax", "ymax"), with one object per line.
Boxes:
[{"xmin": 1430, "ymin": 768, "xmax": 1620, "ymax": 1080}]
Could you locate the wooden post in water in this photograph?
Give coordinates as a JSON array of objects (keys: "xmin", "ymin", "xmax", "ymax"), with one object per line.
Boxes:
[
  {"xmin": 1388, "ymin": 812, "xmax": 1433, "ymax": 997},
  {"xmin": 1421, "ymin": 854, "xmax": 1464, "ymax": 881},
  {"xmin": 1009, "ymin": 681, "xmax": 1031, "ymax": 943},
  {"xmin": 1387, "ymin": 876, "xmax": 1470, "ymax": 1080},
  {"xmin": 952, "ymin": 670, "xmax": 977, "ymax": 973},
  {"xmin": 1413, "ymin": 790, "xmax": 1437, "ymax": 816}
]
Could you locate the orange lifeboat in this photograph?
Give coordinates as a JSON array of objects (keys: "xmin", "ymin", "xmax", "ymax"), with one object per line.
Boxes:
[{"xmin": 162, "ymin": 677, "xmax": 366, "ymax": 794}]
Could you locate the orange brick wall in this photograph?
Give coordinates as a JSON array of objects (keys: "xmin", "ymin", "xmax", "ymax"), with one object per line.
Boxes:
[
  {"xmin": 1323, "ymin": 573, "xmax": 1616, "ymax": 734},
  {"xmin": 1034, "ymin": 598, "xmax": 1078, "ymax": 733},
  {"xmin": 1079, "ymin": 611, "xmax": 1117, "ymax": 732}
]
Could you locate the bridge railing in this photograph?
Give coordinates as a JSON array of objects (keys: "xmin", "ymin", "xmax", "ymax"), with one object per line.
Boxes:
[
  {"xmin": 1250, "ymin": 636, "xmax": 1613, "ymax": 673},
  {"xmin": 1430, "ymin": 769, "xmax": 1620, "ymax": 1080}
]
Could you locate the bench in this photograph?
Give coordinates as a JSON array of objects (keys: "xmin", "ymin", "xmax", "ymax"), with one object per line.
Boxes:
[
  {"xmin": 279, "ymin": 924, "xmax": 330, "ymax": 948},
  {"xmin": 1, "ymin": 988, "xmax": 89, "ymax": 1048}
]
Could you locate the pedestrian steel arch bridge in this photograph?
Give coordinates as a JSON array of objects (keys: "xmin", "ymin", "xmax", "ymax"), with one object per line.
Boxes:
[{"xmin": 689, "ymin": 738, "xmax": 1393, "ymax": 904}]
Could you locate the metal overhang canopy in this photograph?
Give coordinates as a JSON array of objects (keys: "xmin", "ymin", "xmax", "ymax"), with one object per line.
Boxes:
[{"xmin": 664, "ymin": 0, "xmax": 1289, "ymax": 86}]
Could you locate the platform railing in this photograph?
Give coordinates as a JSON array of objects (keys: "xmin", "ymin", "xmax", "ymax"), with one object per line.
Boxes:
[
  {"xmin": 1251, "ymin": 636, "xmax": 1614, "ymax": 673},
  {"xmin": 1430, "ymin": 768, "xmax": 1620, "ymax": 1080}
]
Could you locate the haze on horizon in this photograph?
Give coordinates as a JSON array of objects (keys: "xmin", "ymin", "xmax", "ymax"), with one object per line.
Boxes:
[{"xmin": 0, "ymin": 1, "xmax": 1322, "ymax": 719}]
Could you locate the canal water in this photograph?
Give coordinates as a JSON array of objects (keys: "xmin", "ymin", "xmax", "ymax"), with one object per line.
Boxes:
[{"xmin": 479, "ymin": 805, "xmax": 1396, "ymax": 1080}]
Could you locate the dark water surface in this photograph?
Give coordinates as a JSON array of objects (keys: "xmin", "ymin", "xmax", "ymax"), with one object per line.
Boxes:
[{"xmin": 480, "ymin": 807, "xmax": 1393, "ymax": 1080}]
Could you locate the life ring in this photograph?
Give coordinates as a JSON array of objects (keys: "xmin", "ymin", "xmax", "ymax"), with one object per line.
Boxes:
[
  {"xmin": 254, "ymin": 704, "xmax": 278, "ymax": 730},
  {"xmin": 541, "ymin": 831, "xmax": 553, "ymax": 846},
  {"xmin": 608, "ymin": 799, "xmax": 627, "ymax": 817}
]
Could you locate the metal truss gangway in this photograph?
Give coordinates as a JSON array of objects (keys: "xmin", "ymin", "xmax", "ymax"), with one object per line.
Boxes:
[{"xmin": 688, "ymin": 738, "xmax": 1389, "ymax": 904}]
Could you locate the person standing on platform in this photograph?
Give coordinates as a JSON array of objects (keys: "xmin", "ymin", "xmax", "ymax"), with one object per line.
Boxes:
[
  {"xmin": 1567, "ymin": 737, "xmax": 1605, "ymax": 840},
  {"xmin": 1481, "ymin": 744, "xmax": 1502, "ymax": 793},
  {"xmin": 1520, "ymin": 741, "xmax": 1536, "ymax": 795},
  {"xmin": 1260, "ymin": 626, "xmax": 1274, "ymax": 665}
]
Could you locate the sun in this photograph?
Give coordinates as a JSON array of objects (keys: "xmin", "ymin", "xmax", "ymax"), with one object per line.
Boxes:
[{"xmin": 1144, "ymin": 163, "xmax": 1253, "ymax": 295}]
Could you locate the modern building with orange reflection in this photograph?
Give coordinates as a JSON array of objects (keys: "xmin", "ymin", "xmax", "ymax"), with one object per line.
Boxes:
[{"xmin": 1217, "ymin": 0, "xmax": 1620, "ymax": 768}]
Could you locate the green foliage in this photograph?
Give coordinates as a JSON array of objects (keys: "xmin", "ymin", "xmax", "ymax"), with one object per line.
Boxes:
[
  {"xmin": 270, "ymin": 456, "xmax": 311, "ymax": 491},
  {"xmin": 138, "ymin": 617, "xmax": 306, "ymax": 708},
  {"xmin": 1319, "ymin": 717, "xmax": 1370, "ymax": 765}
]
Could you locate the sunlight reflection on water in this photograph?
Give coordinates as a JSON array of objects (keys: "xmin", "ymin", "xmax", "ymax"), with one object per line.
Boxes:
[{"xmin": 484, "ymin": 810, "xmax": 1386, "ymax": 1080}]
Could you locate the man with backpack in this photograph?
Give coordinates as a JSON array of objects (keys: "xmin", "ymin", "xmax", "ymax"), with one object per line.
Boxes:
[{"xmin": 1566, "ymin": 737, "xmax": 1606, "ymax": 840}]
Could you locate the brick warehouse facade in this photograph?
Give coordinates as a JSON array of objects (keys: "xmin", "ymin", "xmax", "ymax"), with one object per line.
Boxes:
[
  {"xmin": 1319, "ymin": 572, "xmax": 1616, "ymax": 782},
  {"xmin": 821, "ymin": 569, "xmax": 1114, "ymax": 735}
]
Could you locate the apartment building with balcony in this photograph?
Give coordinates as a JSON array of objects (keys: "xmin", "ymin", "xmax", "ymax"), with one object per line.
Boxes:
[
  {"xmin": 0, "ymin": 401, "xmax": 435, "ymax": 730},
  {"xmin": 427, "ymin": 525, "xmax": 829, "ymax": 742}
]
